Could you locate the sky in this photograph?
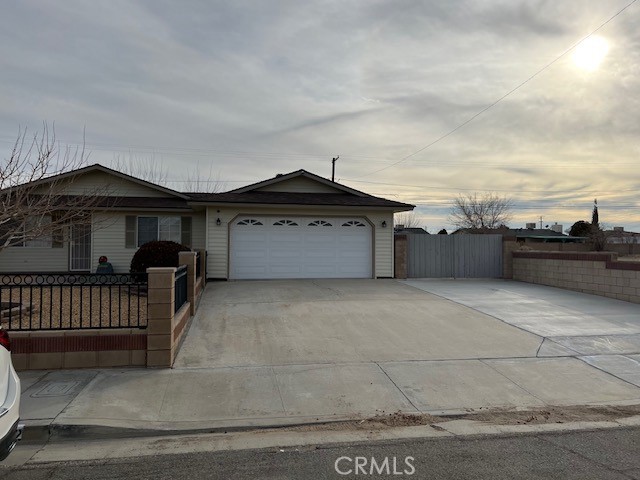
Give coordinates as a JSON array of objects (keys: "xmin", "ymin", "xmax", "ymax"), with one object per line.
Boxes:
[{"xmin": 1, "ymin": 0, "xmax": 639, "ymax": 233}]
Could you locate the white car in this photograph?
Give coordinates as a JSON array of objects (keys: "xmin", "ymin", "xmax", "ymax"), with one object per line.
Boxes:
[{"xmin": 0, "ymin": 326, "xmax": 22, "ymax": 461}]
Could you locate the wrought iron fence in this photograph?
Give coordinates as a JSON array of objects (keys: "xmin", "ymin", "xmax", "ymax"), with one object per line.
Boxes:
[
  {"xmin": 195, "ymin": 251, "xmax": 202, "ymax": 279},
  {"xmin": 0, "ymin": 273, "xmax": 148, "ymax": 331},
  {"xmin": 174, "ymin": 265, "xmax": 188, "ymax": 314}
]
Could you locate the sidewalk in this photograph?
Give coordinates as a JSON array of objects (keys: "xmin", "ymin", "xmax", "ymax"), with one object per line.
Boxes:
[{"xmin": 18, "ymin": 357, "xmax": 640, "ymax": 441}]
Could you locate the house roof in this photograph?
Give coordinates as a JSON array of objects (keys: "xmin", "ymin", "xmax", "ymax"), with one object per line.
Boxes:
[
  {"xmin": 454, "ymin": 227, "xmax": 567, "ymax": 237},
  {"xmin": 394, "ymin": 227, "xmax": 429, "ymax": 234},
  {"xmin": 9, "ymin": 164, "xmax": 190, "ymax": 199},
  {"xmin": 226, "ymin": 169, "xmax": 369, "ymax": 197},
  {"xmin": 12, "ymin": 164, "xmax": 413, "ymax": 211},
  {"xmin": 187, "ymin": 169, "xmax": 414, "ymax": 210},
  {"xmin": 187, "ymin": 191, "xmax": 412, "ymax": 209}
]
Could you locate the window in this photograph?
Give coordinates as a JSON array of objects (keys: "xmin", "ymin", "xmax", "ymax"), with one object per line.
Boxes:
[
  {"xmin": 308, "ymin": 220, "xmax": 332, "ymax": 226},
  {"xmin": 273, "ymin": 220, "xmax": 298, "ymax": 226},
  {"xmin": 342, "ymin": 220, "xmax": 366, "ymax": 227},
  {"xmin": 23, "ymin": 216, "xmax": 53, "ymax": 248},
  {"xmin": 237, "ymin": 219, "xmax": 263, "ymax": 226},
  {"xmin": 137, "ymin": 216, "xmax": 181, "ymax": 247}
]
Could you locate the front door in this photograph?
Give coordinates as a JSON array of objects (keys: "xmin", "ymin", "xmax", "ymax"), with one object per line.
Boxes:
[{"xmin": 70, "ymin": 223, "xmax": 92, "ymax": 271}]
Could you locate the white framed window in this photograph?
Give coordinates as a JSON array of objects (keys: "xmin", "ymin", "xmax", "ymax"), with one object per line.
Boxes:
[
  {"xmin": 23, "ymin": 216, "xmax": 53, "ymax": 248},
  {"xmin": 137, "ymin": 216, "xmax": 181, "ymax": 247}
]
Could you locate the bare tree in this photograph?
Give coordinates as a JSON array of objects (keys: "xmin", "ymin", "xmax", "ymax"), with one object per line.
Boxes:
[
  {"xmin": 449, "ymin": 193, "xmax": 513, "ymax": 230},
  {"xmin": 0, "ymin": 126, "xmax": 109, "ymax": 251},
  {"xmin": 180, "ymin": 165, "xmax": 227, "ymax": 193},
  {"xmin": 110, "ymin": 156, "xmax": 225, "ymax": 193},
  {"xmin": 394, "ymin": 212, "xmax": 420, "ymax": 228},
  {"xmin": 110, "ymin": 153, "xmax": 169, "ymax": 186}
]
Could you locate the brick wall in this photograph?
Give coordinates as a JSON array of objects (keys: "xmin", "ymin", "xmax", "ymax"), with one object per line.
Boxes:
[{"xmin": 512, "ymin": 251, "xmax": 640, "ymax": 304}]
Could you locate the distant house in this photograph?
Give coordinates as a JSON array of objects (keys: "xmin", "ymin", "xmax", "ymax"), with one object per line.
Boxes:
[
  {"xmin": 453, "ymin": 224, "xmax": 586, "ymax": 244},
  {"xmin": 394, "ymin": 225, "xmax": 429, "ymax": 235},
  {"xmin": 606, "ymin": 227, "xmax": 640, "ymax": 244}
]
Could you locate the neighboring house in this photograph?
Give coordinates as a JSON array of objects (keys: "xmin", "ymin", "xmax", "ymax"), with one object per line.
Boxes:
[
  {"xmin": 394, "ymin": 226, "xmax": 428, "ymax": 235},
  {"xmin": 0, "ymin": 165, "xmax": 414, "ymax": 279},
  {"xmin": 605, "ymin": 227, "xmax": 640, "ymax": 244},
  {"xmin": 454, "ymin": 226, "xmax": 586, "ymax": 244}
]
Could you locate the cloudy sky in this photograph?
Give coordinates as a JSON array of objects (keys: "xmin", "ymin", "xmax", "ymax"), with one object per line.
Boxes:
[{"xmin": 1, "ymin": 0, "xmax": 639, "ymax": 232}]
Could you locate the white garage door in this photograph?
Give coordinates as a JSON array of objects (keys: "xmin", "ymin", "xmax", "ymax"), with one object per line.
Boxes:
[{"xmin": 230, "ymin": 216, "xmax": 372, "ymax": 279}]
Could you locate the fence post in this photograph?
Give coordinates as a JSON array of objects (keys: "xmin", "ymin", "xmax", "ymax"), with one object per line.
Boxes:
[
  {"xmin": 146, "ymin": 267, "xmax": 176, "ymax": 367},
  {"xmin": 178, "ymin": 251, "xmax": 197, "ymax": 316},
  {"xmin": 198, "ymin": 249, "xmax": 207, "ymax": 286},
  {"xmin": 394, "ymin": 234, "xmax": 408, "ymax": 279}
]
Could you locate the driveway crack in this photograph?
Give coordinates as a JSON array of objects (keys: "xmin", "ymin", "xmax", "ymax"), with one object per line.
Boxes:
[
  {"xmin": 375, "ymin": 362, "xmax": 421, "ymax": 413},
  {"xmin": 271, "ymin": 367, "xmax": 287, "ymax": 415}
]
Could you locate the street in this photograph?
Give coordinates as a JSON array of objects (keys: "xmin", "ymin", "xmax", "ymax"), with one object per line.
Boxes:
[{"xmin": 2, "ymin": 426, "xmax": 640, "ymax": 479}]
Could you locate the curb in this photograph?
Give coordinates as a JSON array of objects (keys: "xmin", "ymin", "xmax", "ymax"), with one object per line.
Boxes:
[{"xmin": 21, "ymin": 413, "xmax": 640, "ymax": 445}]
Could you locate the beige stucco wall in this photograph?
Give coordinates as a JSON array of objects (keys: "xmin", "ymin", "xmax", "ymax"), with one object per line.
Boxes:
[
  {"xmin": 206, "ymin": 206, "xmax": 394, "ymax": 279},
  {"xmin": 92, "ymin": 211, "xmax": 206, "ymax": 273}
]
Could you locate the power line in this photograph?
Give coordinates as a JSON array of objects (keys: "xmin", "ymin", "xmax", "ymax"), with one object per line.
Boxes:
[
  {"xmin": 347, "ymin": 0, "xmax": 639, "ymax": 180},
  {"xmin": 343, "ymin": 179, "xmax": 639, "ymax": 194}
]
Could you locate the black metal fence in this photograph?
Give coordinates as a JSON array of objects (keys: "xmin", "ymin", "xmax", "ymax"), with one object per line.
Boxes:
[
  {"xmin": 195, "ymin": 251, "xmax": 202, "ymax": 279},
  {"xmin": 174, "ymin": 265, "xmax": 188, "ymax": 314},
  {"xmin": 0, "ymin": 273, "xmax": 148, "ymax": 331}
]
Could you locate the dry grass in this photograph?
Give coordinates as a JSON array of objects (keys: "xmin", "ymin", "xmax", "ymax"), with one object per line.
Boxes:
[{"xmin": 0, "ymin": 284, "xmax": 147, "ymax": 330}]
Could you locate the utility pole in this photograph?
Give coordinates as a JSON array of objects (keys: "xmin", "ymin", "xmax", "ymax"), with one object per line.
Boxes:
[
  {"xmin": 539, "ymin": 216, "xmax": 543, "ymax": 229},
  {"xmin": 331, "ymin": 156, "xmax": 339, "ymax": 182}
]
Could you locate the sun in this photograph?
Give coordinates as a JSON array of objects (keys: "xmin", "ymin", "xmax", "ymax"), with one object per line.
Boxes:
[{"xmin": 573, "ymin": 36, "xmax": 609, "ymax": 71}]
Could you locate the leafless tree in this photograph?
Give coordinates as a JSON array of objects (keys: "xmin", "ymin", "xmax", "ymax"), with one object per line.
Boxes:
[
  {"xmin": 110, "ymin": 153, "xmax": 169, "ymax": 186},
  {"xmin": 110, "ymin": 156, "xmax": 225, "ymax": 193},
  {"xmin": 0, "ymin": 126, "xmax": 110, "ymax": 251},
  {"xmin": 394, "ymin": 212, "xmax": 420, "ymax": 228},
  {"xmin": 180, "ymin": 165, "xmax": 226, "ymax": 193},
  {"xmin": 449, "ymin": 193, "xmax": 513, "ymax": 230}
]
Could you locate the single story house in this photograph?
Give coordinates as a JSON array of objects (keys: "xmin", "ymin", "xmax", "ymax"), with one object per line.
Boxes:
[
  {"xmin": 453, "ymin": 226, "xmax": 587, "ymax": 244},
  {"xmin": 0, "ymin": 164, "xmax": 414, "ymax": 279}
]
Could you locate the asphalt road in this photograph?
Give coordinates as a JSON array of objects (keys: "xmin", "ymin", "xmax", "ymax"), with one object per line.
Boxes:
[{"xmin": 2, "ymin": 427, "xmax": 640, "ymax": 480}]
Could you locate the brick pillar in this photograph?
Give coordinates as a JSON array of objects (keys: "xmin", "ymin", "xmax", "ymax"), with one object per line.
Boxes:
[
  {"xmin": 179, "ymin": 251, "xmax": 197, "ymax": 315},
  {"xmin": 394, "ymin": 234, "xmax": 408, "ymax": 279},
  {"xmin": 198, "ymin": 249, "xmax": 207, "ymax": 286},
  {"xmin": 146, "ymin": 267, "xmax": 176, "ymax": 367}
]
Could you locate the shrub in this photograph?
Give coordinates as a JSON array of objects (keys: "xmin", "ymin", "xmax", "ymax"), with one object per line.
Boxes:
[{"xmin": 130, "ymin": 241, "xmax": 191, "ymax": 274}]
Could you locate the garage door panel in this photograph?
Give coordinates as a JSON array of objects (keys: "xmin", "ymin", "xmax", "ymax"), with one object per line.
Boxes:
[{"xmin": 230, "ymin": 216, "xmax": 372, "ymax": 279}]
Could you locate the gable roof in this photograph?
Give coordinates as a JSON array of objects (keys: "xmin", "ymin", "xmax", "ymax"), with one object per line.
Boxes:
[
  {"xmin": 15, "ymin": 163, "xmax": 190, "ymax": 200},
  {"xmin": 189, "ymin": 169, "xmax": 414, "ymax": 210},
  {"xmin": 227, "ymin": 169, "xmax": 368, "ymax": 196}
]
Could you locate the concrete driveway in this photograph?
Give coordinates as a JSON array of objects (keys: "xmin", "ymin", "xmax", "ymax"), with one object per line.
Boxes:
[
  {"xmin": 175, "ymin": 279, "xmax": 541, "ymax": 368},
  {"xmin": 48, "ymin": 279, "xmax": 640, "ymax": 432}
]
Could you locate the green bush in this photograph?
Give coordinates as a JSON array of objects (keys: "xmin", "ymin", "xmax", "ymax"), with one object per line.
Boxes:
[{"xmin": 130, "ymin": 241, "xmax": 191, "ymax": 274}]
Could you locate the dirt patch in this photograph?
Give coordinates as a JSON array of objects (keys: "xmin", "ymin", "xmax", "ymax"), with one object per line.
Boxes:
[
  {"xmin": 282, "ymin": 405, "xmax": 640, "ymax": 433},
  {"xmin": 452, "ymin": 404, "xmax": 640, "ymax": 425},
  {"xmin": 619, "ymin": 255, "xmax": 640, "ymax": 263}
]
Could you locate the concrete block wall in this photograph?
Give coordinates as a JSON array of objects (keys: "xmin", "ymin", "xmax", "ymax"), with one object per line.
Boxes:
[{"xmin": 512, "ymin": 251, "xmax": 640, "ymax": 304}]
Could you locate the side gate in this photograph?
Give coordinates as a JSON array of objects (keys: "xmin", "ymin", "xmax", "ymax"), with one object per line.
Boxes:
[{"xmin": 406, "ymin": 235, "xmax": 503, "ymax": 278}]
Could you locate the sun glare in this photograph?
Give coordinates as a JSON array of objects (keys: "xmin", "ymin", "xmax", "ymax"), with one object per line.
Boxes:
[{"xmin": 573, "ymin": 35, "xmax": 609, "ymax": 71}]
